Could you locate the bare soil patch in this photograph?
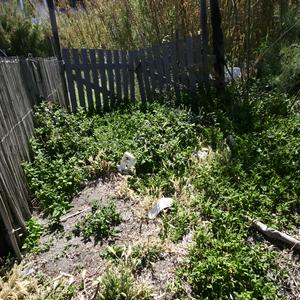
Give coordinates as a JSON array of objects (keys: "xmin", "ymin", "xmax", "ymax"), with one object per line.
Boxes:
[{"xmin": 24, "ymin": 175, "xmax": 192, "ymax": 299}]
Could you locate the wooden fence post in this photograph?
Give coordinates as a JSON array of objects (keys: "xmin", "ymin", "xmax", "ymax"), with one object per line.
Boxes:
[
  {"xmin": 200, "ymin": 0, "xmax": 209, "ymax": 85},
  {"xmin": 246, "ymin": 0, "xmax": 251, "ymax": 81},
  {"xmin": 209, "ymin": 0, "xmax": 225, "ymax": 89},
  {"xmin": 46, "ymin": 0, "xmax": 62, "ymax": 60},
  {"xmin": 46, "ymin": 0, "xmax": 71, "ymax": 109}
]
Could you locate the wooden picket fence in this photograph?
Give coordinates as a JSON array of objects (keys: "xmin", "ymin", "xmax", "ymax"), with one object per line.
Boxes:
[
  {"xmin": 0, "ymin": 57, "xmax": 67, "ymax": 259},
  {"xmin": 62, "ymin": 35, "xmax": 214, "ymax": 113}
]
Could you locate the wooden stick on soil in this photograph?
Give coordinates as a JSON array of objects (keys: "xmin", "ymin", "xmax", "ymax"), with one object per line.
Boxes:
[
  {"xmin": 251, "ymin": 219, "xmax": 300, "ymax": 251},
  {"xmin": 60, "ymin": 207, "xmax": 91, "ymax": 222}
]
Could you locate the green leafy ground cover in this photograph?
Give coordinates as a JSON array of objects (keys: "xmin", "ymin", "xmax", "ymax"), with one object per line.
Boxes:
[
  {"xmin": 73, "ymin": 202, "xmax": 121, "ymax": 240},
  {"xmin": 23, "ymin": 83, "xmax": 299, "ymax": 299}
]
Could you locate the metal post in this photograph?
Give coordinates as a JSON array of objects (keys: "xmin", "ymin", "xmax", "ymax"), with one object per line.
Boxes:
[{"xmin": 46, "ymin": 0, "xmax": 62, "ymax": 60}]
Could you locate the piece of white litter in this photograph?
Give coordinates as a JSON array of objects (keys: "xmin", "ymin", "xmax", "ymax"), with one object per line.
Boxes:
[
  {"xmin": 225, "ymin": 67, "xmax": 241, "ymax": 82},
  {"xmin": 21, "ymin": 266, "xmax": 35, "ymax": 277},
  {"xmin": 117, "ymin": 152, "xmax": 136, "ymax": 173},
  {"xmin": 193, "ymin": 147, "xmax": 209, "ymax": 160},
  {"xmin": 148, "ymin": 197, "xmax": 173, "ymax": 219}
]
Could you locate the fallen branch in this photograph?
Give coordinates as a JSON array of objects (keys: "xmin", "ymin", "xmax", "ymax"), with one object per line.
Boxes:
[
  {"xmin": 251, "ymin": 219, "xmax": 300, "ymax": 251},
  {"xmin": 60, "ymin": 207, "xmax": 91, "ymax": 222}
]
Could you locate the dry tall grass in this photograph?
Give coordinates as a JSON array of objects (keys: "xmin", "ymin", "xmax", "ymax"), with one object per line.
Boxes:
[
  {"xmin": 56, "ymin": 0, "xmax": 199, "ymax": 50},
  {"xmin": 55, "ymin": 0, "xmax": 298, "ymax": 64}
]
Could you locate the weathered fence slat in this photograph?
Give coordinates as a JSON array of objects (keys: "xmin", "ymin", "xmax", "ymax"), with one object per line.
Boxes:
[
  {"xmin": 72, "ymin": 49, "xmax": 86, "ymax": 110},
  {"xmin": 178, "ymin": 39, "xmax": 189, "ymax": 89},
  {"xmin": 145, "ymin": 48, "xmax": 157, "ymax": 95},
  {"xmin": 113, "ymin": 50, "xmax": 122, "ymax": 107},
  {"xmin": 128, "ymin": 51, "xmax": 136, "ymax": 101},
  {"xmin": 152, "ymin": 45, "xmax": 164, "ymax": 92},
  {"xmin": 105, "ymin": 50, "xmax": 114, "ymax": 112},
  {"xmin": 82, "ymin": 49, "xmax": 94, "ymax": 112},
  {"xmin": 162, "ymin": 42, "xmax": 171, "ymax": 89},
  {"xmin": 89, "ymin": 49, "xmax": 102, "ymax": 113},
  {"xmin": 139, "ymin": 49, "xmax": 151, "ymax": 102},
  {"xmin": 170, "ymin": 41, "xmax": 181, "ymax": 102},
  {"xmin": 98, "ymin": 49, "xmax": 108, "ymax": 112},
  {"xmin": 134, "ymin": 50, "xmax": 146, "ymax": 104},
  {"xmin": 186, "ymin": 37, "xmax": 196, "ymax": 91},
  {"xmin": 121, "ymin": 50, "xmax": 129, "ymax": 102}
]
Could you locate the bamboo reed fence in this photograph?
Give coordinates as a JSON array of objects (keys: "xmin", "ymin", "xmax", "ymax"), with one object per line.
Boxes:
[{"xmin": 0, "ymin": 57, "xmax": 68, "ymax": 259}]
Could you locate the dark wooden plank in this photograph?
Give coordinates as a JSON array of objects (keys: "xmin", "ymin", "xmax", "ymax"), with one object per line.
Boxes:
[
  {"xmin": 89, "ymin": 49, "xmax": 102, "ymax": 113},
  {"xmin": 98, "ymin": 49, "xmax": 109, "ymax": 112},
  {"xmin": 139, "ymin": 49, "xmax": 151, "ymax": 101},
  {"xmin": 121, "ymin": 50, "xmax": 129, "ymax": 102},
  {"xmin": 20, "ymin": 59, "xmax": 38, "ymax": 104},
  {"xmin": 81, "ymin": 49, "xmax": 94, "ymax": 112},
  {"xmin": 72, "ymin": 49, "xmax": 86, "ymax": 109},
  {"xmin": 178, "ymin": 39, "xmax": 189, "ymax": 89},
  {"xmin": 146, "ymin": 48, "xmax": 157, "ymax": 94},
  {"xmin": 128, "ymin": 51, "xmax": 135, "ymax": 101},
  {"xmin": 192, "ymin": 35, "xmax": 204, "ymax": 82},
  {"xmin": 162, "ymin": 42, "xmax": 172, "ymax": 88},
  {"xmin": 31, "ymin": 59, "xmax": 44, "ymax": 96},
  {"xmin": 152, "ymin": 45, "xmax": 164, "ymax": 91},
  {"xmin": 193, "ymin": 35, "xmax": 201, "ymax": 66},
  {"xmin": 105, "ymin": 50, "xmax": 114, "ymax": 112},
  {"xmin": 170, "ymin": 41, "xmax": 181, "ymax": 102},
  {"xmin": 113, "ymin": 50, "xmax": 122, "ymax": 106},
  {"xmin": 186, "ymin": 37, "xmax": 196, "ymax": 91},
  {"xmin": 134, "ymin": 50, "xmax": 146, "ymax": 104}
]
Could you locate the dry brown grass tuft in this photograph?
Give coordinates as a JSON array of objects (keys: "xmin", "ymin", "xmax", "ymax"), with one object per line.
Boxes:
[{"xmin": 0, "ymin": 264, "xmax": 39, "ymax": 300}]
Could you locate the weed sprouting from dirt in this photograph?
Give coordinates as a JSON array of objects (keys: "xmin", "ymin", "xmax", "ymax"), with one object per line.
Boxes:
[
  {"xmin": 102, "ymin": 242, "xmax": 163, "ymax": 273},
  {"xmin": 23, "ymin": 218, "xmax": 44, "ymax": 254},
  {"xmin": 73, "ymin": 202, "xmax": 121, "ymax": 240}
]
